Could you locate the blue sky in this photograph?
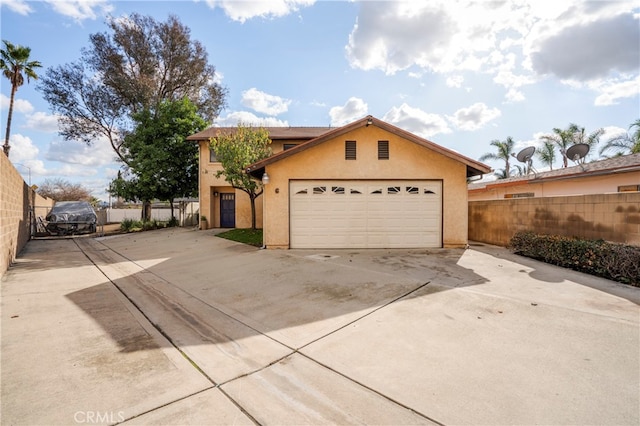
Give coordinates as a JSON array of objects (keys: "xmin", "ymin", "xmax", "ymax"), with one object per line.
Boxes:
[{"xmin": 1, "ymin": 0, "xmax": 638, "ymax": 201}]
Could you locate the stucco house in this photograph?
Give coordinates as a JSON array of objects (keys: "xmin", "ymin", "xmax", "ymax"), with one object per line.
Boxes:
[
  {"xmin": 468, "ymin": 153, "xmax": 640, "ymax": 201},
  {"xmin": 241, "ymin": 116, "xmax": 490, "ymax": 248},
  {"xmin": 189, "ymin": 115, "xmax": 490, "ymax": 249}
]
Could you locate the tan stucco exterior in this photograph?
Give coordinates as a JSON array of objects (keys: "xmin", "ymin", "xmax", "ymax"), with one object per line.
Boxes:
[
  {"xmin": 469, "ymin": 153, "xmax": 640, "ymax": 201},
  {"xmin": 261, "ymin": 125, "xmax": 471, "ymax": 248},
  {"xmin": 469, "ymin": 171, "xmax": 640, "ymax": 201},
  {"xmin": 196, "ymin": 136, "xmax": 320, "ymax": 229},
  {"xmin": 192, "ymin": 116, "xmax": 490, "ymax": 248}
]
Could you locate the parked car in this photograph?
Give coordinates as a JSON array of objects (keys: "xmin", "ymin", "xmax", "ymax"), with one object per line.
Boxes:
[{"xmin": 46, "ymin": 201, "xmax": 97, "ymax": 235}]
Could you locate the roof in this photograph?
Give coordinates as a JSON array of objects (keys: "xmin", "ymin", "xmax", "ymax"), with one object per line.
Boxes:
[
  {"xmin": 187, "ymin": 126, "xmax": 333, "ymax": 141},
  {"xmin": 468, "ymin": 153, "xmax": 640, "ymax": 192},
  {"xmin": 246, "ymin": 115, "xmax": 492, "ymax": 178}
]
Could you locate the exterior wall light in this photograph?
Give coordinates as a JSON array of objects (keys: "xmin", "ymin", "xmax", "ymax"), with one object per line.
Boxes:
[{"xmin": 262, "ymin": 172, "xmax": 270, "ymax": 185}]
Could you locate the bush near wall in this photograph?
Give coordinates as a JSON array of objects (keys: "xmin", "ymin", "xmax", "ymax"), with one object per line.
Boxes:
[{"xmin": 510, "ymin": 231, "xmax": 640, "ymax": 286}]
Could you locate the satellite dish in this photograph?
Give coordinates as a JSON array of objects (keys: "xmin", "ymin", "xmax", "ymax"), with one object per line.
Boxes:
[
  {"xmin": 516, "ymin": 146, "xmax": 536, "ymax": 163},
  {"xmin": 512, "ymin": 146, "xmax": 536, "ymax": 175},
  {"xmin": 566, "ymin": 143, "xmax": 590, "ymax": 163}
]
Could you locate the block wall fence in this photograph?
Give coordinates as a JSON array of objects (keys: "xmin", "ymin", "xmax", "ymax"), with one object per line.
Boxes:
[
  {"xmin": 469, "ymin": 192, "xmax": 640, "ymax": 247},
  {"xmin": 1, "ymin": 154, "xmax": 33, "ymax": 277}
]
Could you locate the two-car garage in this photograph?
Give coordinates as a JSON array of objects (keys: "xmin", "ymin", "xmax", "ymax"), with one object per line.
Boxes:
[{"xmin": 289, "ymin": 180, "xmax": 442, "ymax": 249}]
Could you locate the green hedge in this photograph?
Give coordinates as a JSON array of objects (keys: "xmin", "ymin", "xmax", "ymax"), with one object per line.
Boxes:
[{"xmin": 509, "ymin": 231, "xmax": 640, "ymax": 286}]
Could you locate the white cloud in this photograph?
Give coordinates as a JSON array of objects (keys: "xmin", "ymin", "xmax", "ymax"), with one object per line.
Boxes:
[
  {"xmin": 449, "ymin": 102, "xmax": 501, "ymax": 131},
  {"xmin": 592, "ymin": 77, "xmax": 640, "ymax": 106},
  {"xmin": 214, "ymin": 111, "xmax": 289, "ymax": 127},
  {"xmin": 241, "ymin": 88, "xmax": 291, "ymax": 116},
  {"xmin": 345, "ymin": 1, "xmax": 639, "ymax": 105},
  {"xmin": 601, "ymin": 125, "xmax": 628, "ymax": 141},
  {"xmin": 329, "ymin": 97, "xmax": 369, "ymax": 126},
  {"xmin": 446, "ymin": 75, "xmax": 464, "ymax": 88},
  {"xmin": 329, "ymin": 97, "xmax": 368, "ymax": 126},
  {"xmin": 0, "ymin": 94, "xmax": 34, "ymax": 114},
  {"xmin": 44, "ymin": 0, "xmax": 113, "ymax": 22},
  {"xmin": 383, "ymin": 104, "xmax": 451, "ymax": 138},
  {"xmin": 205, "ymin": 0, "xmax": 315, "ymax": 23},
  {"xmin": 8, "ymin": 134, "xmax": 39, "ymax": 163},
  {"xmin": 24, "ymin": 112, "xmax": 59, "ymax": 133},
  {"xmin": 1, "ymin": 0, "xmax": 33, "ymax": 15},
  {"xmin": 45, "ymin": 136, "xmax": 116, "ymax": 167}
]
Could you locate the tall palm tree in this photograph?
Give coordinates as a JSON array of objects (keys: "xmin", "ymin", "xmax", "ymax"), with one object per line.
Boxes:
[
  {"xmin": 599, "ymin": 119, "xmax": 640, "ymax": 156},
  {"xmin": 537, "ymin": 140, "xmax": 556, "ymax": 170},
  {"xmin": 1, "ymin": 40, "xmax": 42, "ymax": 157},
  {"xmin": 479, "ymin": 137, "xmax": 516, "ymax": 179}
]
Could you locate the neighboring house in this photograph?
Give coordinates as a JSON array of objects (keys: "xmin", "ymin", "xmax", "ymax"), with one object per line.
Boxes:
[
  {"xmin": 188, "ymin": 126, "xmax": 332, "ymax": 229},
  {"xmin": 468, "ymin": 153, "xmax": 640, "ymax": 201},
  {"xmin": 243, "ymin": 116, "xmax": 490, "ymax": 249}
]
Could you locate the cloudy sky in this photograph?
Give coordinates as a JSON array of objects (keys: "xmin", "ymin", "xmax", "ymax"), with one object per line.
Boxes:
[{"xmin": 1, "ymin": 0, "xmax": 638, "ymax": 201}]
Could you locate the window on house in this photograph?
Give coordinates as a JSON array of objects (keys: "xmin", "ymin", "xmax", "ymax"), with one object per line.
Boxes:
[
  {"xmin": 618, "ymin": 185, "xmax": 640, "ymax": 192},
  {"xmin": 209, "ymin": 147, "xmax": 218, "ymax": 162},
  {"xmin": 283, "ymin": 143, "xmax": 298, "ymax": 150},
  {"xmin": 504, "ymin": 192, "xmax": 534, "ymax": 198},
  {"xmin": 345, "ymin": 140, "xmax": 356, "ymax": 160},
  {"xmin": 378, "ymin": 140, "xmax": 389, "ymax": 160}
]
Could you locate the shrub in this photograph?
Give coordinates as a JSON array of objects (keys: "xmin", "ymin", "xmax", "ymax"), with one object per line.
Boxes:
[
  {"xmin": 168, "ymin": 217, "xmax": 179, "ymax": 227},
  {"xmin": 120, "ymin": 218, "xmax": 142, "ymax": 232},
  {"xmin": 510, "ymin": 231, "xmax": 640, "ymax": 286}
]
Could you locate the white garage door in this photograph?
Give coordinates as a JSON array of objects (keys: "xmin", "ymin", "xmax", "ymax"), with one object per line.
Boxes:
[{"xmin": 290, "ymin": 180, "xmax": 442, "ymax": 249}]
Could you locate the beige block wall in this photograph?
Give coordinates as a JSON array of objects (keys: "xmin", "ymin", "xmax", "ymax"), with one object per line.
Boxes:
[
  {"xmin": 263, "ymin": 126, "xmax": 469, "ymax": 248},
  {"xmin": 469, "ymin": 192, "xmax": 640, "ymax": 246},
  {"xmin": 1, "ymin": 155, "xmax": 33, "ymax": 277}
]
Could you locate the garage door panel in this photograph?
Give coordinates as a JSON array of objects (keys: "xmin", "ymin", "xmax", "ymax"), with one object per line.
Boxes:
[{"xmin": 290, "ymin": 180, "xmax": 442, "ymax": 249}]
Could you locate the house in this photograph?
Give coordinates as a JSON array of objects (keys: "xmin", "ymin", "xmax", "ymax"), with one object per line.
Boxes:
[
  {"xmin": 187, "ymin": 126, "xmax": 332, "ymax": 229},
  {"xmin": 468, "ymin": 153, "xmax": 640, "ymax": 201},
  {"xmin": 243, "ymin": 115, "xmax": 490, "ymax": 249}
]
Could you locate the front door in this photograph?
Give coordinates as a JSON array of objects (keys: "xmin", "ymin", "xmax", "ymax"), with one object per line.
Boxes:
[{"xmin": 220, "ymin": 193, "xmax": 235, "ymax": 228}]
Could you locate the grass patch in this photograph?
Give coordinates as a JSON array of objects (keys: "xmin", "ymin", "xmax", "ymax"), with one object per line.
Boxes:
[{"xmin": 217, "ymin": 228, "xmax": 263, "ymax": 247}]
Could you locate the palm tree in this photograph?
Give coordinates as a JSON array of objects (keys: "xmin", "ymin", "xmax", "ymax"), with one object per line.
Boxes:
[
  {"xmin": 599, "ymin": 119, "xmax": 640, "ymax": 156},
  {"xmin": 1, "ymin": 40, "xmax": 42, "ymax": 157},
  {"xmin": 540, "ymin": 124, "xmax": 577, "ymax": 168},
  {"xmin": 479, "ymin": 137, "xmax": 516, "ymax": 179},
  {"xmin": 537, "ymin": 141, "xmax": 556, "ymax": 170}
]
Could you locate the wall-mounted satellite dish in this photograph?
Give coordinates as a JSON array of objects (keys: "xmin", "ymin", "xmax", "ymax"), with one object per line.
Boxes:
[
  {"xmin": 512, "ymin": 146, "xmax": 536, "ymax": 175},
  {"xmin": 566, "ymin": 143, "xmax": 589, "ymax": 164}
]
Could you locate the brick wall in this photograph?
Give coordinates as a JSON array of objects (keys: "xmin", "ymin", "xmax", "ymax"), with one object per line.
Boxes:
[
  {"xmin": 1, "ymin": 154, "xmax": 33, "ymax": 277},
  {"xmin": 469, "ymin": 192, "xmax": 640, "ymax": 247}
]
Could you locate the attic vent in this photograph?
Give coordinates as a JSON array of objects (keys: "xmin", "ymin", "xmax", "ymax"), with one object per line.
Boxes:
[
  {"xmin": 345, "ymin": 140, "xmax": 356, "ymax": 160},
  {"xmin": 378, "ymin": 140, "xmax": 389, "ymax": 160}
]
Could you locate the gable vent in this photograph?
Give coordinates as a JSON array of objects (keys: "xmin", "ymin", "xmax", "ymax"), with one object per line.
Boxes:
[
  {"xmin": 345, "ymin": 140, "xmax": 357, "ymax": 160},
  {"xmin": 378, "ymin": 140, "xmax": 389, "ymax": 160}
]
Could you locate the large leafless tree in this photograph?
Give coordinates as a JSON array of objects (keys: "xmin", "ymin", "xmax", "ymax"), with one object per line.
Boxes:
[{"xmin": 39, "ymin": 14, "xmax": 226, "ymax": 165}]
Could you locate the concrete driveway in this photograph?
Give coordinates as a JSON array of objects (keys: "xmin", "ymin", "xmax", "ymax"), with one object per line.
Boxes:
[{"xmin": 2, "ymin": 228, "xmax": 639, "ymax": 425}]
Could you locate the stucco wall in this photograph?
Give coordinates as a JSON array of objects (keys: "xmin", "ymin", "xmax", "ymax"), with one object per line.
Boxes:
[
  {"xmin": 197, "ymin": 137, "xmax": 312, "ymax": 229},
  {"xmin": 469, "ymin": 171, "xmax": 640, "ymax": 201},
  {"xmin": 263, "ymin": 126, "xmax": 469, "ymax": 248},
  {"xmin": 469, "ymin": 192, "xmax": 640, "ymax": 247},
  {"xmin": 1, "ymin": 155, "xmax": 33, "ymax": 277}
]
